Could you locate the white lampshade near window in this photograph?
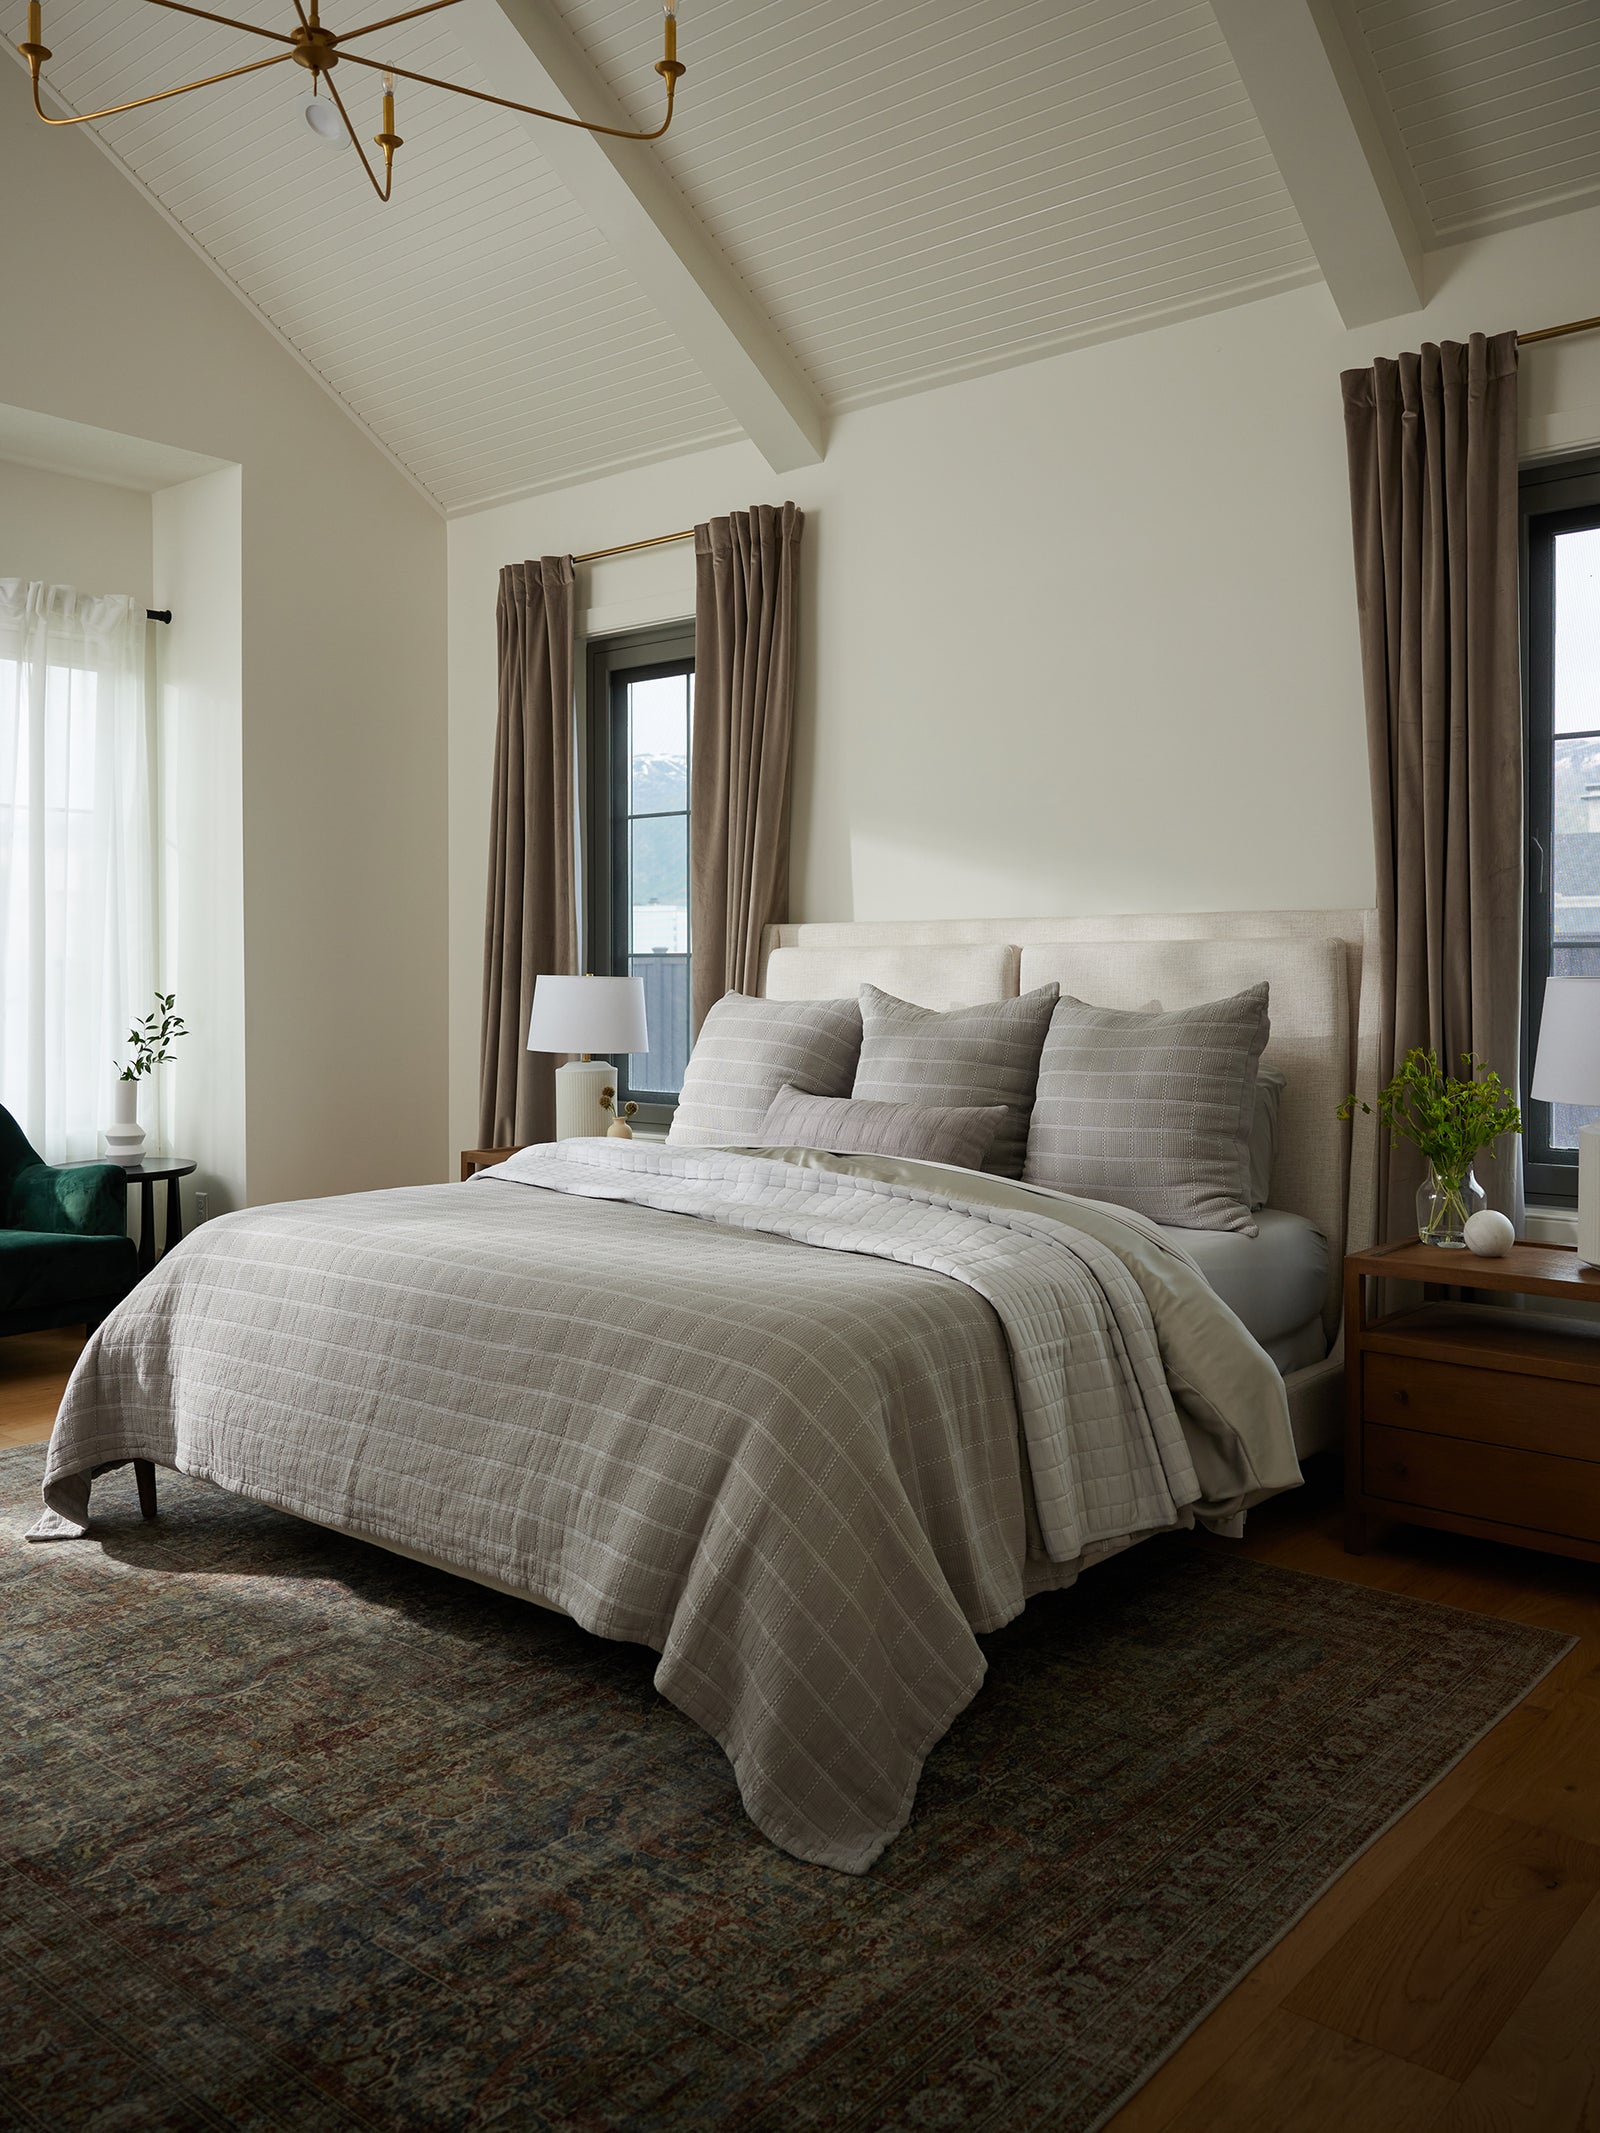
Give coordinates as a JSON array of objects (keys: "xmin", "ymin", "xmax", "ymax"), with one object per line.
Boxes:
[
  {"xmin": 1531, "ymin": 976, "xmax": 1600, "ymax": 1264},
  {"xmin": 527, "ymin": 974, "xmax": 649, "ymax": 1140}
]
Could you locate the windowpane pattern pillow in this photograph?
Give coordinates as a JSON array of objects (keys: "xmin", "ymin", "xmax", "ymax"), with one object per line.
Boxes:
[
  {"xmin": 668, "ymin": 994, "xmax": 863, "ymax": 1146},
  {"xmin": 851, "ymin": 982, "xmax": 1061, "ymax": 1178},
  {"xmin": 1023, "ymin": 984, "xmax": 1271, "ymax": 1232},
  {"xmin": 757, "ymin": 1086, "xmax": 1006, "ymax": 1170}
]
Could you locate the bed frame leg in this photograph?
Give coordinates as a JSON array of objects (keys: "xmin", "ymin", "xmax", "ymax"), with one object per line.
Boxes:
[{"xmin": 134, "ymin": 1460, "xmax": 158, "ymax": 1520}]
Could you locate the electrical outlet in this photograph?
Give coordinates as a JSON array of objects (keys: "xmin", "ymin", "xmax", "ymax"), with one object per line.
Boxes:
[{"xmin": 194, "ymin": 1191, "xmax": 209, "ymax": 1224}]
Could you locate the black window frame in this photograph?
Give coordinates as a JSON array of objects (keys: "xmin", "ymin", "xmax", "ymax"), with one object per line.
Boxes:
[
  {"xmin": 1521, "ymin": 452, "xmax": 1600, "ymax": 1202},
  {"xmin": 584, "ymin": 623, "xmax": 695, "ymax": 1129}
]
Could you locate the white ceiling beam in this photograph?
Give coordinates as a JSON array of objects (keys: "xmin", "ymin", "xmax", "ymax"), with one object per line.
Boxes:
[
  {"xmin": 453, "ymin": 0, "xmax": 824, "ymax": 473},
  {"xmin": 1211, "ymin": 0, "xmax": 1423, "ymax": 327}
]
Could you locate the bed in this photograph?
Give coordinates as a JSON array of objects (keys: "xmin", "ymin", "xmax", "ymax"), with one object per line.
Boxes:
[{"xmin": 33, "ymin": 908, "xmax": 1380, "ymax": 1874}]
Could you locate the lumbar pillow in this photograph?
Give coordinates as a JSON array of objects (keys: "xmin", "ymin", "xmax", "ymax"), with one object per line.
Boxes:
[
  {"xmin": 1023, "ymin": 984, "xmax": 1271, "ymax": 1231},
  {"xmin": 757, "ymin": 1085, "xmax": 1007, "ymax": 1170},
  {"xmin": 850, "ymin": 982, "xmax": 1061, "ymax": 1178},
  {"xmin": 668, "ymin": 994, "xmax": 863, "ymax": 1145}
]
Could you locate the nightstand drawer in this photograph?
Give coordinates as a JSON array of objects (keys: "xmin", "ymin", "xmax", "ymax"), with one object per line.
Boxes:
[
  {"xmin": 1363, "ymin": 1423, "xmax": 1600, "ymax": 1546},
  {"xmin": 1363, "ymin": 1352, "xmax": 1600, "ymax": 1463}
]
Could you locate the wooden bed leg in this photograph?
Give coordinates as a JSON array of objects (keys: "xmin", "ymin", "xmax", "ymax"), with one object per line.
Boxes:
[
  {"xmin": 134, "ymin": 1460, "xmax": 158, "ymax": 1521},
  {"xmin": 1344, "ymin": 1504, "xmax": 1368, "ymax": 1555}
]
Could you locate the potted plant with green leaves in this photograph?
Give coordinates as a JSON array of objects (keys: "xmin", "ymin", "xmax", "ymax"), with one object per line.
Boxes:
[
  {"xmin": 106, "ymin": 992, "xmax": 189, "ymax": 1169},
  {"xmin": 1338, "ymin": 1047, "xmax": 1521, "ymax": 1249}
]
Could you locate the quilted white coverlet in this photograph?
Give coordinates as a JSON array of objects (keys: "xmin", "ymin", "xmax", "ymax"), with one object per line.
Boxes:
[{"xmin": 38, "ymin": 1140, "xmax": 1298, "ymax": 1873}]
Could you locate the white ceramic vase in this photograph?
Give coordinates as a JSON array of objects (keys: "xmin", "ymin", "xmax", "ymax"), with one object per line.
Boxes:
[{"xmin": 104, "ymin": 1077, "xmax": 146, "ymax": 1168}]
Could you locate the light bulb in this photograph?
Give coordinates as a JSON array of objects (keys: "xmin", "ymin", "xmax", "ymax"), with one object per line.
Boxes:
[{"xmin": 301, "ymin": 91, "xmax": 349, "ymax": 149}]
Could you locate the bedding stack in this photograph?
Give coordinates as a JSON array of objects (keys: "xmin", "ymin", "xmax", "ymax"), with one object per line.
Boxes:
[
  {"xmin": 670, "ymin": 975, "xmax": 1281, "ymax": 1235},
  {"xmin": 663, "ymin": 967, "xmax": 1328, "ymax": 1385}
]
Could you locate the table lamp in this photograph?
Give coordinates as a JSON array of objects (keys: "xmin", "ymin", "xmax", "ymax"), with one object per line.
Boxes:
[
  {"xmin": 526, "ymin": 974, "xmax": 649, "ymax": 1141},
  {"xmin": 1530, "ymin": 975, "xmax": 1600, "ymax": 1265}
]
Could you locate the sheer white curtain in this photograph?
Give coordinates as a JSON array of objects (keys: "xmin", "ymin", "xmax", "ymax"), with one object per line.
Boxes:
[{"xmin": 0, "ymin": 580, "xmax": 155, "ymax": 1162}]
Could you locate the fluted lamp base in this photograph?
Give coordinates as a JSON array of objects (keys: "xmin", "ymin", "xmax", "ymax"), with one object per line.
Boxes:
[{"xmin": 554, "ymin": 1058, "xmax": 618, "ymax": 1141}]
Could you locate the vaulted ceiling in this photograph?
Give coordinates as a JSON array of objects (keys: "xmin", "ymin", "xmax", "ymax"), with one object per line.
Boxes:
[{"xmin": 16, "ymin": 0, "xmax": 1599, "ymax": 512}]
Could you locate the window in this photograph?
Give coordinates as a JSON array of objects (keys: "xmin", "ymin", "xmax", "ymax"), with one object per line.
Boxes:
[
  {"xmin": 1523, "ymin": 455, "xmax": 1600, "ymax": 1198},
  {"xmin": 0, "ymin": 585, "xmax": 154, "ymax": 1162},
  {"xmin": 585, "ymin": 626, "xmax": 694, "ymax": 1124}
]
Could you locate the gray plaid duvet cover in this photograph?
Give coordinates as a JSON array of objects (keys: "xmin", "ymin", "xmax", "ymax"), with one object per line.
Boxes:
[{"xmin": 38, "ymin": 1141, "xmax": 1298, "ymax": 1871}]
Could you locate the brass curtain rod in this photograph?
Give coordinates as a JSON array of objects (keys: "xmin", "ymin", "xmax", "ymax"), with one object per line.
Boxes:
[
  {"xmin": 1519, "ymin": 314, "xmax": 1600, "ymax": 347},
  {"xmin": 572, "ymin": 529, "xmax": 694, "ymax": 566}
]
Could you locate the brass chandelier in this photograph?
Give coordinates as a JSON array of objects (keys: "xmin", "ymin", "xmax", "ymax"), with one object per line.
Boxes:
[{"xmin": 15, "ymin": 0, "xmax": 684, "ymax": 202}]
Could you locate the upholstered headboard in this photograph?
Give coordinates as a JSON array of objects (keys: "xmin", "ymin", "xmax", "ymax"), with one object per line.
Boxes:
[{"xmin": 759, "ymin": 910, "xmax": 1382, "ymax": 1396}]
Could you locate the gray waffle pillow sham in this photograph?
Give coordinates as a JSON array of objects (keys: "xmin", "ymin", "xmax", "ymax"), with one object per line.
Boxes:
[
  {"xmin": 668, "ymin": 993, "xmax": 863, "ymax": 1146},
  {"xmin": 851, "ymin": 982, "xmax": 1061, "ymax": 1179},
  {"xmin": 1023, "ymin": 984, "xmax": 1271, "ymax": 1232},
  {"xmin": 757, "ymin": 1085, "xmax": 1007, "ymax": 1170}
]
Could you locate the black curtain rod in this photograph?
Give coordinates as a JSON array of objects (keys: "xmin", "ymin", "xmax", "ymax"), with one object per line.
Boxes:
[{"xmin": 146, "ymin": 609, "xmax": 171, "ymax": 624}]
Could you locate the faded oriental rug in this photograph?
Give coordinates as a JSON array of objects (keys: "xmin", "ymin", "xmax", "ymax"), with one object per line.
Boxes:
[{"xmin": 0, "ymin": 1447, "xmax": 1568, "ymax": 2131}]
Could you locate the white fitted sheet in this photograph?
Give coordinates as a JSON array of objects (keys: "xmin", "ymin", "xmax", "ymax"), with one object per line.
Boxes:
[{"xmin": 1157, "ymin": 1207, "xmax": 1329, "ymax": 1364}]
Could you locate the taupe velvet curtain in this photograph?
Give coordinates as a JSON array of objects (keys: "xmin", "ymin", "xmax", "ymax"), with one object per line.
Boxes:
[
  {"xmin": 1341, "ymin": 330, "xmax": 1523, "ymax": 1239},
  {"xmin": 690, "ymin": 502, "xmax": 804, "ymax": 1035},
  {"xmin": 479, "ymin": 557, "xmax": 577, "ymax": 1147}
]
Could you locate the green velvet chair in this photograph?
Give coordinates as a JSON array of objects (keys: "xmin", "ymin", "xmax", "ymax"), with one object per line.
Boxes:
[{"xmin": 0, "ymin": 1105, "xmax": 138, "ymax": 1337}]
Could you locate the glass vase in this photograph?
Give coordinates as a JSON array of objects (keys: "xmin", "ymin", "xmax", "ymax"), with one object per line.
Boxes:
[{"xmin": 1416, "ymin": 1163, "xmax": 1487, "ymax": 1249}]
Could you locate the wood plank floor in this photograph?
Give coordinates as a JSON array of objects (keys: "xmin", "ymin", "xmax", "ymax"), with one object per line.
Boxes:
[
  {"xmin": 6, "ymin": 1345, "xmax": 1598, "ymax": 2128},
  {"xmin": 1109, "ymin": 1470, "xmax": 1600, "ymax": 2132}
]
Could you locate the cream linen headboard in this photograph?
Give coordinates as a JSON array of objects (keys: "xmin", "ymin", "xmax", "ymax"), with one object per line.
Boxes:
[{"xmin": 759, "ymin": 909, "xmax": 1382, "ymax": 1460}]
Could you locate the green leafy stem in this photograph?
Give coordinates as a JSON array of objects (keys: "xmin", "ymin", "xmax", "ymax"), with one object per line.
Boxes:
[
  {"xmin": 117, "ymin": 991, "xmax": 189, "ymax": 1083},
  {"xmin": 1337, "ymin": 1046, "xmax": 1521, "ymax": 1190}
]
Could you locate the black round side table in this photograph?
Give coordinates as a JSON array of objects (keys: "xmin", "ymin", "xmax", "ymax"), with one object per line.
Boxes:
[{"xmin": 114, "ymin": 1157, "xmax": 198, "ymax": 1276}]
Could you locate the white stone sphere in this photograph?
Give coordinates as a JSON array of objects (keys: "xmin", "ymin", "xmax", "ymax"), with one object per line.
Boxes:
[{"xmin": 1463, "ymin": 1209, "xmax": 1515, "ymax": 1258}]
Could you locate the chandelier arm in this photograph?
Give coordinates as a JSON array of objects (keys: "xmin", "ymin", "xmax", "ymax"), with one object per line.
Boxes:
[
  {"xmin": 317, "ymin": 60, "xmax": 392, "ymax": 202},
  {"xmin": 138, "ymin": 0, "xmax": 296, "ymax": 45},
  {"xmin": 336, "ymin": 0, "xmax": 463, "ymax": 45},
  {"xmin": 27, "ymin": 44, "xmax": 295, "ymax": 126},
  {"xmin": 334, "ymin": 47, "xmax": 679, "ymax": 141}
]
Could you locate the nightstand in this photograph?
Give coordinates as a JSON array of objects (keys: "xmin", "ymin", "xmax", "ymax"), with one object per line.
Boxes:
[
  {"xmin": 460, "ymin": 1147, "xmax": 519, "ymax": 1180},
  {"xmin": 1344, "ymin": 1237, "xmax": 1600, "ymax": 1564}
]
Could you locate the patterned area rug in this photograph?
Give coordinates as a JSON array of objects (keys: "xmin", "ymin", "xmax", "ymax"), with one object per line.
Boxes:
[{"xmin": 0, "ymin": 1447, "xmax": 1569, "ymax": 2133}]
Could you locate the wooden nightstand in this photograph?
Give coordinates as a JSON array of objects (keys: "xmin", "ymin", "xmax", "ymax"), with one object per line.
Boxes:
[
  {"xmin": 459, "ymin": 1146, "xmax": 519, "ymax": 1180},
  {"xmin": 1345, "ymin": 1237, "xmax": 1600, "ymax": 1564}
]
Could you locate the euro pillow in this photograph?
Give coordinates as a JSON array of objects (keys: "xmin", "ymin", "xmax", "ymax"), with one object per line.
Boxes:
[
  {"xmin": 757, "ymin": 1085, "xmax": 1007, "ymax": 1170},
  {"xmin": 1249, "ymin": 1065, "xmax": 1287, "ymax": 1211},
  {"xmin": 668, "ymin": 993, "xmax": 863, "ymax": 1146},
  {"xmin": 851, "ymin": 981, "xmax": 1061, "ymax": 1179},
  {"xmin": 1023, "ymin": 984, "xmax": 1271, "ymax": 1232},
  {"xmin": 1143, "ymin": 1000, "xmax": 1283, "ymax": 1212}
]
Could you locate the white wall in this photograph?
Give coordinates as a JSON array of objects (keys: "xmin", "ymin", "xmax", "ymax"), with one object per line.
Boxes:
[
  {"xmin": 0, "ymin": 459, "xmax": 152, "ymax": 605},
  {"xmin": 0, "ymin": 100, "xmax": 448, "ymax": 1201},
  {"xmin": 153, "ymin": 468, "xmax": 246, "ymax": 1227},
  {"xmin": 446, "ymin": 201, "xmax": 1600, "ymax": 1158}
]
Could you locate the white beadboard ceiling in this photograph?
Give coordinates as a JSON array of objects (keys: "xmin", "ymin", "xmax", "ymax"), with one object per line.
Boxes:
[
  {"xmin": 13, "ymin": 0, "xmax": 1598, "ymax": 510},
  {"xmin": 555, "ymin": 0, "xmax": 1319, "ymax": 411},
  {"xmin": 1343, "ymin": 0, "xmax": 1600, "ymax": 241}
]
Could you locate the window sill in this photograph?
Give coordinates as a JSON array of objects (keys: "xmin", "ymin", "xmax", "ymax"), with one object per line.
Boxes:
[{"xmin": 1525, "ymin": 1204, "xmax": 1579, "ymax": 1246}]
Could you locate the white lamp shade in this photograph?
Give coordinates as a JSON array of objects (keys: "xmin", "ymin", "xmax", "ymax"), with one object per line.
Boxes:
[
  {"xmin": 526, "ymin": 974, "xmax": 648, "ymax": 1056},
  {"xmin": 1531, "ymin": 977, "xmax": 1600, "ymax": 1106}
]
